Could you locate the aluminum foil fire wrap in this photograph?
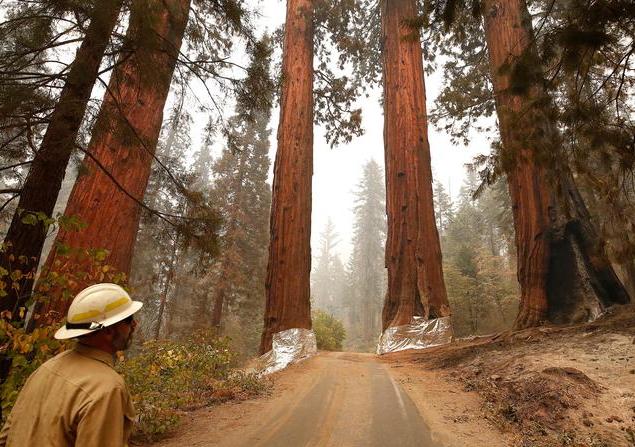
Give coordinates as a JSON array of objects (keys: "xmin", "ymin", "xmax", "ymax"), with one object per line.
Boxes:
[
  {"xmin": 376, "ymin": 316, "xmax": 453, "ymax": 355},
  {"xmin": 257, "ymin": 328, "xmax": 317, "ymax": 375}
]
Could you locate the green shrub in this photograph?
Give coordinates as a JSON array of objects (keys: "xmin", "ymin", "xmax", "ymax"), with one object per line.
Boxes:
[
  {"xmin": 119, "ymin": 330, "xmax": 270, "ymax": 442},
  {"xmin": 312, "ymin": 310, "xmax": 346, "ymax": 351}
]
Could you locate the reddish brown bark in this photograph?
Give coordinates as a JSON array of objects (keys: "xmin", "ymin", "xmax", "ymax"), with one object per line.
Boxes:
[
  {"xmin": 0, "ymin": 0, "xmax": 123, "ymax": 315},
  {"xmin": 380, "ymin": 0, "xmax": 450, "ymax": 331},
  {"xmin": 41, "ymin": 0, "xmax": 190, "ymax": 315},
  {"xmin": 482, "ymin": 0, "xmax": 629, "ymax": 328},
  {"xmin": 259, "ymin": 0, "xmax": 313, "ymax": 354}
]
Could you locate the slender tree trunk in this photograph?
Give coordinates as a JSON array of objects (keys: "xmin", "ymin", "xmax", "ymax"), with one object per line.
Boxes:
[
  {"xmin": 488, "ymin": 223, "xmax": 498, "ymax": 256},
  {"xmin": 211, "ymin": 153, "xmax": 248, "ymax": 329},
  {"xmin": 259, "ymin": 0, "xmax": 314, "ymax": 354},
  {"xmin": 210, "ymin": 242, "xmax": 235, "ymax": 329},
  {"xmin": 210, "ymin": 285, "xmax": 226, "ymax": 328},
  {"xmin": 155, "ymin": 238, "xmax": 179, "ymax": 340},
  {"xmin": 482, "ymin": 0, "xmax": 629, "ymax": 329},
  {"xmin": 380, "ymin": 0, "xmax": 450, "ymax": 331},
  {"xmin": 0, "ymin": 0, "xmax": 123, "ymax": 315},
  {"xmin": 40, "ymin": 0, "xmax": 191, "ymax": 317}
]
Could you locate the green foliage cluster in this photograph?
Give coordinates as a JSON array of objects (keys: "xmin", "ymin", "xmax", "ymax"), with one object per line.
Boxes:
[
  {"xmin": 312, "ymin": 310, "xmax": 346, "ymax": 351},
  {"xmin": 119, "ymin": 331, "xmax": 270, "ymax": 441},
  {"xmin": 435, "ymin": 174, "xmax": 519, "ymax": 336}
]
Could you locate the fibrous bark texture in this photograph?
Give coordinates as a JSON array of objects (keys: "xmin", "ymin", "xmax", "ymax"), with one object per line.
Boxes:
[
  {"xmin": 259, "ymin": 0, "xmax": 313, "ymax": 354},
  {"xmin": 380, "ymin": 0, "xmax": 450, "ymax": 331},
  {"xmin": 482, "ymin": 0, "xmax": 629, "ymax": 329},
  {"xmin": 41, "ymin": 0, "xmax": 190, "ymax": 315},
  {"xmin": 0, "ymin": 0, "xmax": 123, "ymax": 315}
]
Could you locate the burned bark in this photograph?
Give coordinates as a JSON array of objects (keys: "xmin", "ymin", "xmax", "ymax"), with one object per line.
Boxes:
[
  {"xmin": 380, "ymin": 0, "xmax": 450, "ymax": 331},
  {"xmin": 0, "ymin": 0, "xmax": 123, "ymax": 315},
  {"xmin": 259, "ymin": 0, "xmax": 314, "ymax": 354},
  {"xmin": 481, "ymin": 0, "xmax": 629, "ymax": 328},
  {"xmin": 40, "ymin": 0, "xmax": 191, "ymax": 315}
]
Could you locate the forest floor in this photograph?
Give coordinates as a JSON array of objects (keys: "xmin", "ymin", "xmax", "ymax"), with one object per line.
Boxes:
[
  {"xmin": 383, "ymin": 303, "xmax": 635, "ymax": 447},
  {"xmin": 138, "ymin": 304, "xmax": 635, "ymax": 447}
]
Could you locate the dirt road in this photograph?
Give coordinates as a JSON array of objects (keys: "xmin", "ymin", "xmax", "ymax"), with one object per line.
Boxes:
[
  {"xmin": 243, "ymin": 353, "xmax": 436, "ymax": 447},
  {"xmin": 147, "ymin": 352, "xmax": 509, "ymax": 447}
]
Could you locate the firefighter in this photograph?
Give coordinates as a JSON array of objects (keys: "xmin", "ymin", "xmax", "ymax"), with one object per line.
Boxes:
[{"xmin": 0, "ymin": 283, "xmax": 143, "ymax": 446}]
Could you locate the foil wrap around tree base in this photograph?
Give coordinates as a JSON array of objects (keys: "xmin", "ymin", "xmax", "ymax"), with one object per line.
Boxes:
[
  {"xmin": 257, "ymin": 328, "xmax": 317, "ymax": 375},
  {"xmin": 376, "ymin": 316, "xmax": 453, "ymax": 355}
]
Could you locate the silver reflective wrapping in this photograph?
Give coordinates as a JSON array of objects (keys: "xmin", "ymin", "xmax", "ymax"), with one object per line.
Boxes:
[
  {"xmin": 376, "ymin": 316, "xmax": 453, "ymax": 355},
  {"xmin": 257, "ymin": 328, "xmax": 317, "ymax": 375}
]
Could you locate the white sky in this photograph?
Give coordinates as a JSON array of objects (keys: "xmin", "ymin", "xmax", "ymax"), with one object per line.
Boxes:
[{"xmin": 253, "ymin": 0, "xmax": 492, "ymax": 261}]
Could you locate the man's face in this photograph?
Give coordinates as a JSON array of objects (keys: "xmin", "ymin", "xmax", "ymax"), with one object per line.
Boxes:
[{"xmin": 112, "ymin": 315, "xmax": 137, "ymax": 351}]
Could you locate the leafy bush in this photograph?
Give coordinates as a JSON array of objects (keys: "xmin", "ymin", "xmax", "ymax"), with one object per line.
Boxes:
[
  {"xmin": 312, "ymin": 310, "xmax": 346, "ymax": 351},
  {"xmin": 0, "ymin": 320, "xmax": 71, "ymax": 419},
  {"xmin": 119, "ymin": 331, "xmax": 270, "ymax": 441}
]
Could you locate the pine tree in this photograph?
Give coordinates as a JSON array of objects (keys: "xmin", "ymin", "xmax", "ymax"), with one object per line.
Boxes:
[
  {"xmin": 312, "ymin": 219, "xmax": 344, "ymax": 317},
  {"xmin": 433, "ymin": 180, "xmax": 454, "ymax": 236},
  {"xmin": 129, "ymin": 102, "xmax": 194, "ymax": 340},
  {"xmin": 131, "ymin": 36, "xmax": 274, "ymax": 342},
  {"xmin": 347, "ymin": 159, "xmax": 386, "ymax": 349},
  {"xmin": 207, "ymin": 105, "xmax": 272, "ymax": 352}
]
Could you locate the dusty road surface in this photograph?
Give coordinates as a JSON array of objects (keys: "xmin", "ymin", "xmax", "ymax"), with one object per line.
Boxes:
[{"xmin": 147, "ymin": 352, "xmax": 509, "ymax": 447}]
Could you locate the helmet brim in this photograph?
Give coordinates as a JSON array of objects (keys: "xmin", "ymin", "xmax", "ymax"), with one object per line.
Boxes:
[{"xmin": 54, "ymin": 300, "xmax": 143, "ymax": 340}]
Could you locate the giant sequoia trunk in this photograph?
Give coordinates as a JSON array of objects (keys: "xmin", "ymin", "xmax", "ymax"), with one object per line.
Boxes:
[
  {"xmin": 380, "ymin": 0, "xmax": 450, "ymax": 331},
  {"xmin": 0, "ymin": 0, "xmax": 123, "ymax": 315},
  {"xmin": 40, "ymin": 0, "xmax": 190, "ymax": 316},
  {"xmin": 259, "ymin": 0, "xmax": 313, "ymax": 354},
  {"xmin": 482, "ymin": 0, "xmax": 630, "ymax": 328}
]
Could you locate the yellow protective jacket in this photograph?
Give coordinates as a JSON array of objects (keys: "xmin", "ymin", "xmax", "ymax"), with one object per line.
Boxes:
[{"xmin": 0, "ymin": 343, "xmax": 135, "ymax": 446}]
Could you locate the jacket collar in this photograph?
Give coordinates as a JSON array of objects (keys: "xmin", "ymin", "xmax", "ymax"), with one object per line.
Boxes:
[{"xmin": 74, "ymin": 343, "xmax": 115, "ymax": 368}]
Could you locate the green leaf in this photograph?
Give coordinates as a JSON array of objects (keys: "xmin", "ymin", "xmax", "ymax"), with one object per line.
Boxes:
[
  {"xmin": 94, "ymin": 249, "xmax": 109, "ymax": 262},
  {"xmin": 20, "ymin": 213, "xmax": 38, "ymax": 226},
  {"xmin": 55, "ymin": 242, "xmax": 71, "ymax": 257}
]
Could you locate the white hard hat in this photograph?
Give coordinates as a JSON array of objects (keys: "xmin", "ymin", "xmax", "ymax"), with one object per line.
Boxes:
[{"xmin": 54, "ymin": 283, "xmax": 143, "ymax": 340}]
